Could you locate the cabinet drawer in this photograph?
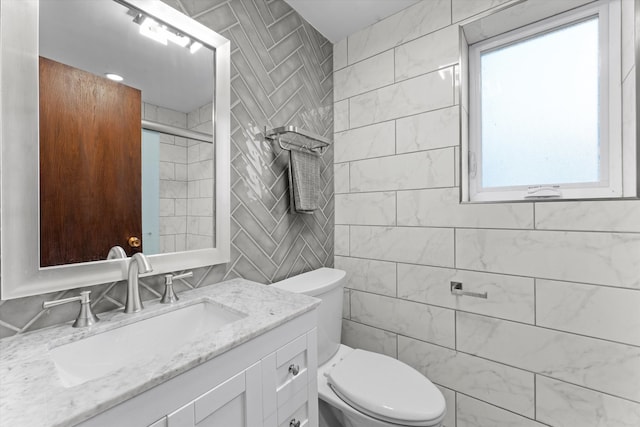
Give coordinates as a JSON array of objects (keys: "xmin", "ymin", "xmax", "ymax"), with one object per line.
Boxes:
[
  {"xmin": 278, "ymin": 403, "xmax": 308, "ymax": 427},
  {"xmin": 277, "ymin": 385, "xmax": 308, "ymax": 427},
  {"xmin": 275, "ymin": 334, "xmax": 308, "ymax": 408},
  {"xmin": 276, "ymin": 334, "xmax": 308, "ymax": 386}
]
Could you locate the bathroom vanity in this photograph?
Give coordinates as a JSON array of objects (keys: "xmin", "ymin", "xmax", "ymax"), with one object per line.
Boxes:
[{"xmin": 0, "ymin": 280, "xmax": 319, "ymax": 427}]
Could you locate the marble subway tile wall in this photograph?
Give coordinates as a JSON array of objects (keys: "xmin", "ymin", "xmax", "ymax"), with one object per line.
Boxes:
[
  {"xmin": 334, "ymin": 0, "xmax": 640, "ymax": 426},
  {"xmin": 0, "ymin": 0, "xmax": 333, "ymax": 337},
  {"xmin": 187, "ymin": 103, "xmax": 215, "ymax": 251},
  {"xmin": 144, "ymin": 103, "xmax": 191, "ymax": 253}
]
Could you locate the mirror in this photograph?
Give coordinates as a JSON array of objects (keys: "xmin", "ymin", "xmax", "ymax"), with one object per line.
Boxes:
[
  {"xmin": 39, "ymin": 0, "xmax": 216, "ymax": 266},
  {"xmin": 0, "ymin": 0, "xmax": 230, "ymax": 299}
]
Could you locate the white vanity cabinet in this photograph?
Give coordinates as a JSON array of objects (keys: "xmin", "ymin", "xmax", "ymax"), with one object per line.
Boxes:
[
  {"xmin": 79, "ymin": 309, "xmax": 317, "ymax": 427},
  {"xmin": 261, "ymin": 329, "xmax": 318, "ymax": 427},
  {"xmin": 149, "ymin": 362, "xmax": 262, "ymax": 427}
]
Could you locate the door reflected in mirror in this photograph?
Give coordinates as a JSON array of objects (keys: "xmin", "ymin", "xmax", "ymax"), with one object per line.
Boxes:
[{"xmin": 39, "ymin": 0, "xmax": 215, "ymax": 267}]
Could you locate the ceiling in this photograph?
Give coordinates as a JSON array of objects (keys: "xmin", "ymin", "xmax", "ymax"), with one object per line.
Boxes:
[
  {"xmin": 40, "ymin": 0, "xmax": 214, "ymax": 114},
  {"xmin": 284, "ymin": 0, "xmax": 422, "ymax": 43}
]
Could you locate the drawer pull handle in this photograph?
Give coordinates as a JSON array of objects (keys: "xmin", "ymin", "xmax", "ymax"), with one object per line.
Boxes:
[
  {"xmin": 290, "ymin": 419, "xmax": 301, "ymax": 427},
  {"xmin": 288, "ymin": 364, "xmax": 300, "ymax": 376}
]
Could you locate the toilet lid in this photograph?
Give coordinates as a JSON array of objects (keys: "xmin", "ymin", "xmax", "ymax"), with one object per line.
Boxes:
[{"xmin": 327, "ymin": 349, "xmax": 445, "ymax": 426}]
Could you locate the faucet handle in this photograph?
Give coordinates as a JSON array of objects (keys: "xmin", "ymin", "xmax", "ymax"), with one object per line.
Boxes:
[
  {"xmin": 161, "ymin": 271, "xmax": 193, "ymax": 304},
  {"xmin": 43, "ymin": 290, "xmax": 100, "ymax": 328}
]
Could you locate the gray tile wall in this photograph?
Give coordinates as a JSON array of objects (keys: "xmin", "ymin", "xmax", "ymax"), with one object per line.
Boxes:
[
  {"xmin": 0, "ymin": 0, "xmax": 333, "ymax": 338},
  {"xmin": 334, "ymin": 1, "xmax": 639, "ymax": 426}
]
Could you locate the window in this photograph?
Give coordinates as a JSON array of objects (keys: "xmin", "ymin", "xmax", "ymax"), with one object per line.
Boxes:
[{"xmin": 466, "ymin": 1, "xmax": 622, "ymax": 202}]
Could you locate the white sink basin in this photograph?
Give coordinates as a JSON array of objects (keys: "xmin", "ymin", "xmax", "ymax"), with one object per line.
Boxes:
[{"xmin": 49, "ymin": 300, "xmax": 245, "ymax": 388}]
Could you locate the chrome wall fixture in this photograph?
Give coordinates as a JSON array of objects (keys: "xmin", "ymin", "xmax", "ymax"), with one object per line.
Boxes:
[
  {"xmin": 265, "ymin": 126, "xmax": 331, "ymax": 155},
  {"xmin": 450, "ymin": 281, "xmax": 488, "ymax": 299}
]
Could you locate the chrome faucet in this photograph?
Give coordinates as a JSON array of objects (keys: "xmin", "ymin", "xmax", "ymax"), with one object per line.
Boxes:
[
  {"xmin": 43, "ymin": 290, "xmax": 99, "ymax": 328},
  {"xmin": 106, "ymin": 245, "xmax": 127, "ymax": 260},
  {"xmin": 125, "ymin": 253, "xmax": 153, "ymax": 313}
]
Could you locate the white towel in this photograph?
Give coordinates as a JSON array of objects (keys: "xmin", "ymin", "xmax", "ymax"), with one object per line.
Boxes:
[{"xmin": 288, "ymin": 149, "xmax": 320, "ymax": 214}]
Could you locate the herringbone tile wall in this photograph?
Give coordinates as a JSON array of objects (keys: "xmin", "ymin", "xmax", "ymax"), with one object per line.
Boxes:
[{"xmin": 0, "ymin": 0, "xmax": 333, "ymax": 338}]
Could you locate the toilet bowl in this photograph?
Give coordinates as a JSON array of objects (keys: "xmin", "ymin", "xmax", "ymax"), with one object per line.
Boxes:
[{"xmin": 272, "ymin": 268, "xmax": 446, "ymax": 427}]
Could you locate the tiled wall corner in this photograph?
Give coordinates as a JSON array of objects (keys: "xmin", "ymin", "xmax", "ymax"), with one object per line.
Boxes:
[
  {"xmin": 334, "ymin": 1, "xmax": 640, "ymax": 426},
  {"xmin": 0, "ymin": 0, "xmax": 333, "ymax": 337}
]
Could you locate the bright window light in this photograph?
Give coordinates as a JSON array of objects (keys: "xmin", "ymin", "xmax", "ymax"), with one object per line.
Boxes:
[
  {"xmin": 465, "ymin": 0, "xmax": 624, "ymax": 202},
  {"xmin": 480, "ymin": 18, "xmax": 600, "ymax": 188}
]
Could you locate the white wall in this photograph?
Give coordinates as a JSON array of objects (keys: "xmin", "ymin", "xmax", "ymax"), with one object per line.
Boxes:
[{"xmin": 333, "ymin": 0, "xmax": 640, "ymax": 426}]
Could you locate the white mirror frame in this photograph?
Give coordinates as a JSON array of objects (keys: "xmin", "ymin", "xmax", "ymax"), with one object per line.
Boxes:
[{"xmin": 0, "ymin": 0, "xmax": 230, "ymax": 299}]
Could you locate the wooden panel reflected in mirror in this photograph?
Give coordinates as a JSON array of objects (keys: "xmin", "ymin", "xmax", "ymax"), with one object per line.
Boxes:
[{"xmin": 39, "ymin": 57, "xmax": 142, "ymax": 266}]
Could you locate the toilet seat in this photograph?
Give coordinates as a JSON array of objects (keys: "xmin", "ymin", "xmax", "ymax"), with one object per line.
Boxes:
[{"xmin": 326, "ymin": 349, "xmax": 446, "ymax": 426}]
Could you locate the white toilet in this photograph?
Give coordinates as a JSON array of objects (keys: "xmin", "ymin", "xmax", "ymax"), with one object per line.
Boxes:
[{"xmin": 272, "ymin": 268, "xmax": 446, "ymax": 427}]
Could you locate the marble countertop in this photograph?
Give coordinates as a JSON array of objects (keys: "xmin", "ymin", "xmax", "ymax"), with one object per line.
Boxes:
[{"xmin": 0, "ymin": 279, "xmax": 319, "ymax": 427}]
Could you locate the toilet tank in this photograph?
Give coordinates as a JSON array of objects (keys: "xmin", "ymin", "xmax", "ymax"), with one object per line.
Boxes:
[{"xmin": 271, "ymin": 268, "xmax": 346, "ymax": 365}]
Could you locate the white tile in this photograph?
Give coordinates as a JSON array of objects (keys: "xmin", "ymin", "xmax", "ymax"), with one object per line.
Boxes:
[
  {"xmin": 399, "ymin": 337, "xmax": 535, "ymax": 416},
  {"xmin": 188, "ymin": 181, "xmax": 198, "ymax": 198},
  {"xmin": 159, "ymin": 133, "xmax": 176, "ymax": 145},
  {"xmin": 175, "ymin": 164, "xmax": 187, "ymax": 181},
  {"xmin": 334, "ymin": 225, "xmax": 349, "ymax": 256},
  {"xmin": 455, "ymin": 229, "xmax": 640, "ymax": 289},
  {"xmin": 187, "ymin": 234, "xmax": 212, "ymax": 250},
  {"xmin": 187, "ymin": 198, "xmax": 213, "ymax": 216},
  {"xmin": 197, "ymin": 179, "xmax": 214, "ymax": 197},
  {"xmin": 435, "ymin": 385, "xmax": 456, "ymax": 427},
  {"xmin": 333, "ymin": 38, "xmax": 348, "ymax": 71},
  {"xmin": 622, "ymin": 0, "xmax": 635, "ymax": 80},
  {"xmin": 396, "ymin": 106, "xmax": 459, "ymax": 153},
  {"xmin": 175, "ymin": 234, "xmax": 186, "ymax": 252},
  {"xmin": 398, "ymin": 187, "xmax": 533, "ymax": 229},
  {"xmin": 350, "ymin": 149, "xmax": 454, "ymax": 192},
  {"xmin": 536, "ymin": 279, "xmax": 640, "ymax": 346},
  {"xmin": 160, "ymin": 143, "xmax": 187, "ymax": 164},
  {"xmin": 454, "ymin": 146, "xmax": 460, "ymax": 187},
  {"xmin": 456, "ymin": 312, "xmax": 640, "ymax": 402},
  {"xmin": 335, "ymin": 192, "xmax": 396, "ymax": 225},
  {"xmin": 160, "ymin": 235, "xmax": 175, "ymax": 253},
  {"xmin": 160, "ymin": 180, "xmax": 187, "ymax": 199},
  {"xmin": 451, "ymin": 0, "xmax": 514, "ymax": 23},
  {"xmin": 334, "ymin": 256, "xmax": 396, "ymax": 296},
  {"xmin": 395, "ymin": 26, "xmax": 460, "ymax": 81},
  {"xmin": 535, "ymin": 200, "xmax": 640, "ymax": 233},
  {"xmin": 333, "ymin": 163, "xmax": 349, "ymax": 194},
  {"xmin": 349, "ymin": 68, "xmax": 454, "ymax": 128},
  {"xmin": 160, "ymin": 216, "xmax": 187, "ymax": 235},
  {"xmin": 454, "ymin": 65, "xmax": 460, "ymax": 105},
  {"xmin": 175, "ymin": 199, "xmax": 186, "ymax": 216},
  {"xmin": 159, "ymin": 162, "xmax": 175, "ymax": 180},
  {"xmin": 397, "ymin": 264, "xmax": 535, "ymax": 323},
  {"xmin": 342, "ymin": 288, "xmax": 351, "ymax": 319},
  {"xmin": 350, "ymin": 226, "xmax": 454, "ymax": 267},
  {"xmin": 536, "ymin": 376, "xmax": 640, "ymax": 427},
  {"xmin": 159, "ymin": 199, "xmax": 175, "ymax": 217},
  {"xmin": 456, "ymin": 394, "xmax": 545, "ymax": 427},
  {"xmin": 334, "ymin": 99, "xmax": 349, "ymax": 132},
  {"xmin": 156, "ymin": 106, "xmax": 187, "ymax": 128},
  {"xmin": 352, "ymin": 292, "xmax": 455, "ymax": 348},
  {"xmin": 623, "ymin": 69, "xmax": 637, "ymax": 196},
  {"xmin": 334, "ymin": 121, "xmax": 395, "ymax": 163},
  {"xmin": 188, "ymin": 160, "xmax": 213, "ymax": 180},
  {"xmin": 197, "ymin": 142, "xmax": 213, "ymax": 161},
  {"xmin": 341, "ymin": 319, "xmax": 397, "ymax": 358},
  {"xmin": 334, "ymin": 50, "xmax": 395, "ymax": 101},
  {"xmin": 347, "ymin": 0, "xmax": 451, "ymax": 63}
]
